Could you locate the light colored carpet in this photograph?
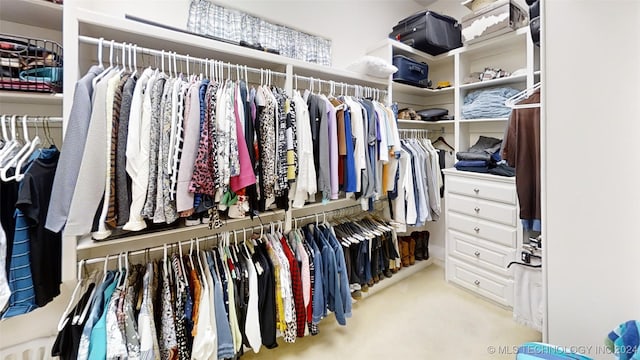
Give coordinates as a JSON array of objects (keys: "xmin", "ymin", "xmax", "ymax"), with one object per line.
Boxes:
[{"xmin": 241, "ymin": 264, "xmax": 541, "ymax": 359}]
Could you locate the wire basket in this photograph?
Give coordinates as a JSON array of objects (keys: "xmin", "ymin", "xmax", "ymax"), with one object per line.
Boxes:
[{"xmin": 0, "ymin": 34, "xmax": 63, "ymax": 93}]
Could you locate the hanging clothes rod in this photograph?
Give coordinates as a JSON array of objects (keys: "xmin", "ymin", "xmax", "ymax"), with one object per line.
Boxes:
[
  {"xmin": 0, "ymin": 115, "xmax": 63, "ymax": 122},
  {"xmin": 399, "ymin": 129, "xmax": 431, "ymax": 138},
  {"xmin": 80, "ymin": 201, "xmax": 381, "ymax": 267},
  {"xmin": 78, "ymin": 35, "xmax": 287, "ymax": 79},
  {"xmin": 292, "ymin": 73, "xmax": 388, "ymax": 95}
]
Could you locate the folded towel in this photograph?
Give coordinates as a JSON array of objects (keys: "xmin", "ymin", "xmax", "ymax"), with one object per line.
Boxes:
[{"xmin": 606, "ymin": 320, "xmax": 640, "ymax": 360}]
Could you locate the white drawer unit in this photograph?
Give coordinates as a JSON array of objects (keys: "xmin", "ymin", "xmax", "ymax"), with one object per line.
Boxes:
[
  {"xmin": 447, "ymin": 174, "xmax": 517, "ymax": 204},
  {"xmin": 447, "ymin": 258, "xmax": 514, "ymax": 307},
  {"xmin": 447, "ymin": 229, "xmax": 515, "ymax": 277},
  {"xmin": 443, "ymin": 169, "xmax": 521, "ymax": 308},
  {"xmin": 447, "ymin": 193, "xmax": 518, "ymax": 227}
]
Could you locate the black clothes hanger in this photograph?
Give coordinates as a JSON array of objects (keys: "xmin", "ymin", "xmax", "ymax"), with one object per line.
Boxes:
[
  {"xmin": 432, "ymin": 136, "xmax": 455, "ymax": 151},
  {"xmin": 507, "ymin": 261, "xmax": 542, "ymax": 269}
]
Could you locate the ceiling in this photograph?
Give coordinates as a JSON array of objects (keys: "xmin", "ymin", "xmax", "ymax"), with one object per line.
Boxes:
[{"xmin": 413, "ymin": 0, "xmax": 437, "ymax": 5}]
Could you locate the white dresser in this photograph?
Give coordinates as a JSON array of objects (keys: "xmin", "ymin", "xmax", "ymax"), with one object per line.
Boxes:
[{"xmin": 442, "ymin": 169, "xmax": 521, "ymax": 308}]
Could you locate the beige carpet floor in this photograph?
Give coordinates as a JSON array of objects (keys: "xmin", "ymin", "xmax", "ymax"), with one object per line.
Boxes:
[{"xmin": 241, "ymin": 264, "xmax": 541, "ymax": 359}]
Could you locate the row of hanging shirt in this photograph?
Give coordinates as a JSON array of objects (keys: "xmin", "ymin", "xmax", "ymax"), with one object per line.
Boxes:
[
  {"xmin": 45, "ymin": 41, "xmax": 402, "ymax": 241},
  {"xmin": 390, "ymin": 134, "xmax": 445, "ymax": 233},
  {"xmin": 0, "ymin": 115, "xmax": 62, "ymax": 319},
  {"xmin": 53, "ymin": 216, "xmax": 397, "ymax": 360}
]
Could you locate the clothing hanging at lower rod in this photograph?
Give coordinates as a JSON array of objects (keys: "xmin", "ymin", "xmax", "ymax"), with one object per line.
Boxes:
[{"xmin": 60, "ymin": 213, "xmax": 407, "ymax": 359}]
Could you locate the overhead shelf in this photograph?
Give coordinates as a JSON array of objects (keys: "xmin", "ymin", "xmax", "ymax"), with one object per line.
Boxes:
[
  {"xmin": 459, "ymin": 74, "xmax": 527, "ymax": 91},
  {"xmin": 0, "ymin": 90, "xmax": 63, "ymax": 105},
  {"xmin": 75, "ymin": 10, "xmax": 386, "ymax": 88},
  {"xmin": 0, "ymin": 0, "xmax": 63, "ymax": 31}
]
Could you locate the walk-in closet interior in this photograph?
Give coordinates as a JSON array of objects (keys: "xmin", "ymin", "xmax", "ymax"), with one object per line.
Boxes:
[{"xmin": 1, "ymin": 0, "xmax": 639, "ymax": 359}]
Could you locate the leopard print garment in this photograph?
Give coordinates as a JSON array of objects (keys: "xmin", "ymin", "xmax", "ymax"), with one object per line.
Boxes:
[
  {"xmin": 189, "ymin": 82, "xmax": 219, "ymax": 197},
  {"xmin": 259, "ymin": 88, "xmax": 277, "ymax": 200}
]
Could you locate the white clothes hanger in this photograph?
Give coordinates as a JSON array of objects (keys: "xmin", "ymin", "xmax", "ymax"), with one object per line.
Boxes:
[
  {"xmin": 0, "ymin": 115, "xmax": 16, "ymax": 162},
  {"xmin": 92, "ymin": 38, "xmax": 113, "ymax": 87},
  {"xmin": 506, "ymin": 82, "xmax": 541, "ymax": 109},
  {"xmin": 1, "ymin": 115, "xmax": 32, "ymax": 181},
  {"xmin": 57, "ymin": 260, "xmax": 87, "ymax": 330}
]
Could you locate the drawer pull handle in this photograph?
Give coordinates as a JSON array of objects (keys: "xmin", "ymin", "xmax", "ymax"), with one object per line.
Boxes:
[
  {"xmin": 474, "ymin": 280, "xmax": 481, "ymax": 286},
  {"xmin": 473, "ymin": 188, "xmax": 480, "ymax": 193},
  {"xmin": 474, "ymin": 227, "xmax": 480, "ymax": 232},
  {"xmin": 474, "ymin": 251, "xmax": 481, "ymax": 257},
  {"xmin": 474, "ymin": 207, "xmax": 480, "ymax": 213}
]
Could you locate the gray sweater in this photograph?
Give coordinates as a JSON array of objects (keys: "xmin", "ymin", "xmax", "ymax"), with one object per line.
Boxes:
[{"xmin": 45, "ymin": 66, "xmax": 102, "ymax": 233}]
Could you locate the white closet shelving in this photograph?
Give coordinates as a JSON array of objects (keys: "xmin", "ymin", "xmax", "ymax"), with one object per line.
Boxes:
[
  {"xmin": 367, "ymin": 22, "xmax": 539, "ymax": 302},
  {"xmin": 0, "ymin": 0, "xmax": 63, "ymax": 118},
  {"xmin": 61, "ymin": 8, "xmax": 407, "ymax": 282}
]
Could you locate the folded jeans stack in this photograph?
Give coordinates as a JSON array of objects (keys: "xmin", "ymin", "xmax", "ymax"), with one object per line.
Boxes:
[{"xmin": 455, "ymin": 136, "xmax": 515, "ymax": 176}]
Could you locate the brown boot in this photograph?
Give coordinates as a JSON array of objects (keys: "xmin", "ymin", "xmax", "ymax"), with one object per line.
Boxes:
[
  {"xmin": 408, "ymin": 237, "xmax": 416, "ymax": 265},
  {"xmin": 400, "ymin": 237, "xmax": 410, "ymax": 267}
]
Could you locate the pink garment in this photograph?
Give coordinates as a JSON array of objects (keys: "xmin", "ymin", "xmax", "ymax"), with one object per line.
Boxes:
[
  {"xmin": 229, "ymin": 89, "xmax": 256, "ymax": 192},
  {"xmin": 297, "ymin": 242, "xmax": 311, "ymax": 308}
]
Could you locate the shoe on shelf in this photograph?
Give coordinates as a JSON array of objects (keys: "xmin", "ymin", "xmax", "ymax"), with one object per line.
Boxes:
[
  {"xmin": 408, "ymin": 237, "xmax": 416, "ymax": 265},
  {"xmin": 185, "ymin": 213, "xmax": 202, "ymax": 226},
  {"xmin": 413, "ymin": 231, "xmax": 424, "ymax": 261}
]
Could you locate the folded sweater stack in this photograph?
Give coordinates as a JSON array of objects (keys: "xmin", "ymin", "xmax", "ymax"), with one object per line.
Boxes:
[{"xmin": 454, "ymin": 136, "xmax": 515, "ymax": 177}]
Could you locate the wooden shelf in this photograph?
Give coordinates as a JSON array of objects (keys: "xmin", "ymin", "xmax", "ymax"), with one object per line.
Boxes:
[
  {"xmin": 0, "ymin": 90, "xmax": 63, "ymax": 105},
  {"xmin": 0, "ymin": 0, "xmax": 62, "ymax": 31},
  {"xmin": 392, "ymin": 81, "xmax": 454, "ymax": 96},
  {"xmin": 459, "ymin": 74, "xmax": 527, "ymax": 91}
]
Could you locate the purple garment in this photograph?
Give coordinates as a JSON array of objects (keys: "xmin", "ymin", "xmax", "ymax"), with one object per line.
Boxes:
[{"xmin": 323, "ymin": 97, "xmax": 339, "ymax": 199}]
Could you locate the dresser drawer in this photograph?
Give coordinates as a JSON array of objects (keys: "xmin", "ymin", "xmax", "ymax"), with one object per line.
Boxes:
[
  {"xmin": 447, "ymin": 229, "xmax": 515, "ymax": 277},
  {"xmin": 447, "ymin": 193, "xmax": 517, "ymax": 226},
  {"xmin": 448, "ymin": 212, "xmax": 517, "ymax": 248},
  {"xmin": 447, "ymin": 176, "xmax": 516, "ymax": 204},
  {"xmin": 447, "ymin": 258, "xmax": 513, "ymax": 307}
]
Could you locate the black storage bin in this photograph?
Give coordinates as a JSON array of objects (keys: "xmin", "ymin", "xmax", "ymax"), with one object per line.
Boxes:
[
  {"xmin": 392, "ymin": 55, "xmax": 429, "ymax": 88},
  {"xmin": 390, "ymin": 10, "xmax": 463, "ymax": 55}
]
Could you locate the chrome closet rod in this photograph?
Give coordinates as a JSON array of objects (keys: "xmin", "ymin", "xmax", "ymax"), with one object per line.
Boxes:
[
  {"xmin": 78, "ymin": 35, "xmax": 287, "ymax": 78},
  {"xmin": 292, "ymin": 73, "xmax": 388, "ymax": 94},
  {"xmin": 80, "ymin": 201, "xmax": 382, "ymax": 266},
  {"xmin": 0, "ymin": 115, "xmax": 63, "ymax": 122}
]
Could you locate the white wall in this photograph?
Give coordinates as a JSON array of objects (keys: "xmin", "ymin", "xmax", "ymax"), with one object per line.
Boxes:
[
  {"xmin": 545, "ymin": 1, "xmax": 640, "ymax": 359},
  {"xmin": 73, "ymin": 0, "xmax": 425, "ymax": 68}
]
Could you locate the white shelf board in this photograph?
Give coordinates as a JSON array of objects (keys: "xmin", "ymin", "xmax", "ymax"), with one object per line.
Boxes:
[
  {"xmin": 456, "ymin": 27, "xmax": 529, "ymax": 58},
  {"xmin": 459, "ymin": 117, "xmax": 508, "ymax": 123},
  {"xmin": 75, "ymin": 10, "xmax": 386, "ymax": 88},
  {"xmin": 388, "ymin": 39, "xmax": 455, "ymax": 64},
  {"xmin": 398, "ymin": 119, "xmax": 455, "ymax": 126},
  {"xmin": 459, "ymin": 74, "xmax": 527, "ymax": 91},
  {"xmin": 75, "ymin": 198, "xmax": 364, "ymax": 259},
  {"xmin": 0, "ymin": 90, "xmax": 63, "ymax": 105},
  {"xmin": 393, "ymin": 81, "xmax": 453, "ymax": 96},
  {"xmin": 0, "ymin": 0, "xmax": 62, "ymax": 31}
]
